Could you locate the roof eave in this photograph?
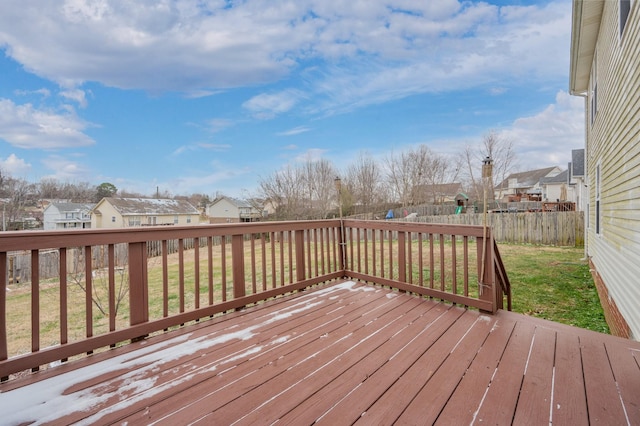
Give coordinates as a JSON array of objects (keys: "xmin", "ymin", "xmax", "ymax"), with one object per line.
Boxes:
[{"xmin": 569, "ymin": 0, "xmax": 604, "ymax": 95}]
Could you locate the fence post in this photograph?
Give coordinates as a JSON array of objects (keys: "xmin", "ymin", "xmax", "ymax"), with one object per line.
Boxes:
[
  {"xmin": 232, "ymin": 234, "xmax": 246, "ymax": 299},
  {"xmin": 128, "ymin": 242, "xmax": 149, "ymax": 326}
]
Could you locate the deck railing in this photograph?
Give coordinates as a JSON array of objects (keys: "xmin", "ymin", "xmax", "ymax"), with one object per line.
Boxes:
[{"xmin": 0, "ymin": 219, "xmax": 509, "ymax": 379}]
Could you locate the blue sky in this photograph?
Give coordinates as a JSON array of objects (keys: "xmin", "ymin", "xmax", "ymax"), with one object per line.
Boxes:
[{"xmin": 0, "ymin": 0, "xmax": 583, "ymax": 198}]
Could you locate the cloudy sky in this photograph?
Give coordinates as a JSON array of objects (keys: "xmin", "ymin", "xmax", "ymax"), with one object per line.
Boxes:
[{"xmin": 0, "ymin": 0, "xmax": 584, "ymax": 197}]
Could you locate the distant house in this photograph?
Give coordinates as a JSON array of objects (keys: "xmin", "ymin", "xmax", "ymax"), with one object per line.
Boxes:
[
  {"xmin": 43, "ymin": 202, "xmax": 94, "ymax": 230},
  {"xmin": 540, "ymin": 170, "xmax": 572, "ymax": 202},
  {"xmin": 91, "ymin": 198, "xmax": 200, "ymax": 228},
  {"xmin": 570, "ymin": 0, "xmax": 640, "ymax": 339},
  {"xmin": 569, "ymin": 148, "xmax": 587, "ymax": 211},
  {"xmin": 206, "ymin": 197, "xmax": 263, "ymax": 223},
  {"xmin": 494, "ymin": 167, "xmax": 562, "ymax": 202},
  {"xmin": 414, "ymin": 183, "xmax": 464, "ymax": 204}
]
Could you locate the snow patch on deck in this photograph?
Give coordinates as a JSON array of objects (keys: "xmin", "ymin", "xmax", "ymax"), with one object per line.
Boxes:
[{"xmin": 0, "ymin": 291, "xmax": 335, "ymax": 424}]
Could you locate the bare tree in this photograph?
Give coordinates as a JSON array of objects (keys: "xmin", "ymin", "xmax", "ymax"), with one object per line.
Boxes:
[
  {"xmin": 68, "ymin": 247, "xmax": 129, "ymax": 318},
  {"xmin": 384, "ymin": 149, "xmax": 414, "ymax": 207},
  {"xmin": 345, "ymin": 151, "xmax": 384, "ymax": 214},
  {"xmin": 259, "ymin": 164, "xmax": 305, "ymax": 219},
  {"xmin": 464, "ymin": 131, "xmax": 517, "ymax": 203},
  {"xmin": 1, "ymin": 175, "xmax": 37, "ymax": 229}
]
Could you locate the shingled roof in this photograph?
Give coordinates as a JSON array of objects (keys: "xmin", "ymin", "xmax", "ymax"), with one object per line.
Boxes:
[
  {"xmin": 495, "ymin": 167, "xmax": 560, "ymax": 190},
  {"xmin": 97, "ymin": 198, "xmax": 199, "ymax": 216}
]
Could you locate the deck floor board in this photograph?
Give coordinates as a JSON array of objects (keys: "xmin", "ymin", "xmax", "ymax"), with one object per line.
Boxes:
[{"xmin": 3, "ymin": 280, "xmax": 640, "ymax": 426}]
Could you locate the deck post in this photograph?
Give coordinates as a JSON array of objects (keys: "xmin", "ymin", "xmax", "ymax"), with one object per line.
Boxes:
[
  {"xmin": 128, "ymin": 242, "xmax": 149, "ymax": 326},
  {"xmin": 398, "ymin": 231, "xmax": 406, "ymax": 283},
  {"xmin": 295, "ymin": 230, "xmax": 306, "ymax": 282},
  {"xmin": 232, "ymin": 234, "xmax": 246, "ymax": 298},
  {"xmin": 0, "ymin": 252, "xmax": 7, "ymax": 365},
  {"xmin": 477, "ymin": 232, "xmax": 497, "ymax": 313}
]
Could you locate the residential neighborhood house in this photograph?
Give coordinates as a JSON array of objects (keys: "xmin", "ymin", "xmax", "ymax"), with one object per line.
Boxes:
[
  {"xmin": 494, "ymin": 166, "xmax": 562, "ymax": 202},
  {"xmin": 43, "ymin": 202, "xmax": 94, "ymax": 230},
  {"xmin": 413, "ymin": 182, "xmax": 465, "ymax": 205},
  {"xmin": 570, "ymin": 0, "xmax": 639, "ymax": 339},
  {"xmin": 206, "ymin": 196, "xmax": 263, "ymax": 223},
  {"xmin": 91, "ymin": 198, "xmax": 200, "ymax": 228}
]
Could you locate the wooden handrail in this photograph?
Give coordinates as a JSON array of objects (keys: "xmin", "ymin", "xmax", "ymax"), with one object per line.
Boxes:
[{"xmin": 0, "ymin": 219, "xmax": 510, "ymax": 380}]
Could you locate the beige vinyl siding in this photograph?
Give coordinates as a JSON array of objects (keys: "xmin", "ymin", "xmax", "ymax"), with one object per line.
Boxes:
[{"xmin": 585, "ymin": 0, "xmax": 640, "ymax": 338}]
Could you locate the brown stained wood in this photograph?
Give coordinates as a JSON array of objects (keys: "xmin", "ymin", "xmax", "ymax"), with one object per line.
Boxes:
[
  {"xmin": 206, "ymin": 295, "xmax": 427, "ymax": 425},
  {"xmin": 178, "ymin": 238, "xmax": 185, "ymax": 312},
  {"xmin": 84, "ymin": 245, "xmax": 92, "ymax": 339},
  {"xmin": 0, "ymin": 251, "xmax": 7, "ymax": 361},
  {"xmin": 162, "ymin": 239, "xmax": 169, "ymax": 316},
  {"xmin": 49, "ymin": 284, "xmax": 381, "ymax": 425},
  {"xmin": 472, "ymin": 320, "xmax": 537, "ymax": 425},
  {"xmin": 434, "ymin": 316, "xmax": 516, "ymax": 425},
  {"xmin": 31, "ymin": 249, "xmax": 39, "ymax": 353},
  {"xmin": 605, "ymin": 341, "xmax": 640, "ymax": 424},
  {"xmin": 59, "ymin": 248, "xmax": 69, "ymax": 344},
  {"xmin": 551, "ymin": 332, "xmax": 588, "ymax": 425},
  {"xmin": 118, "ymin": 286, "xmax": 398, "ymax": 425},
  {"xmin": 511, "ymin": 326, "xmax": 557, "ymax": 425},
  {"xmin": 395, "ymin": 312, "xmax": 496, "ymax": 424},
  {"xmin": 311, "ymin": 306, "xmax": 468, "ymax": 426},
  {"xmin": 107, "ymin": 244, "xmax": 116, "ymax": 331},
  {"xmin": 3, "ymin": 281, "xmax": 640, "ymax": 426},
  {"xmin": 344, "ymin": 310, "xmax": 481, "ymax": 426},
  {"xmin": 276, "ymin": 303, "xmax": 454, "ymax": 426},
  {"xmin": 581, "ymin": 336, "xmax": 629, "ymax": 424},
  {"xmin": 194, "ymin": 237, "xmax": 200, "ymax": 307}
]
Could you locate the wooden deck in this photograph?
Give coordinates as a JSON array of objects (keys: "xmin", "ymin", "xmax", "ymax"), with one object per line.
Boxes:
[{"xmin": 2, "ymin": 280, "xmax": 639, "ymax": 425}]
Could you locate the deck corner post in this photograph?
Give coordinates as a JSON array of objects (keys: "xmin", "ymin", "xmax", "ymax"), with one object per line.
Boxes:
[
  {"xmin": 128, "ymin": 242, "xmax": 149, "ymax": 326},
  {"xmin": 477, "ymin": 233, "xmax": 497, "ymax": 313},
  {"xmin": 232, "ymin": 234, "xmax": 246, "ymax": 299}
]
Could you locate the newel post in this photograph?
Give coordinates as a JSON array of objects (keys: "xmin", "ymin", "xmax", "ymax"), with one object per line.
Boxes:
[
  {"xmin": 232, "ymin": 234, "xmax": 246, "ymax": 299},
  {"xmin": 477, "ymin": 232, "xmax": 496, "ymax": 313},
  {"xmin": 128, "ymin": 242, "xmax": 149, "ymax": 326}
]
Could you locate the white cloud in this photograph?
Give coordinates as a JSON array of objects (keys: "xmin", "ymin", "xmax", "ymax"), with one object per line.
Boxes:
[
  {"xmin": 14, "ymin": 88, "xmax": 51, "ymax": 98},
  {"xmin": 0, "ymin": 99, "xmax": 95, "ymax": 149},
  {"xmin": 243, "ymin": 90, "xmax": 303, "ymax": 119},
  {"xmin": 0, "ymin": 0, "xmax": 570, "ymax": 114},
  {"xmin": 205, "ymin": 118, "xmax": 234, "ymax": 133},
  {"xmin": 277, "ymin": 126, "xmax": 311, "ymax": 136},
  {"xmin": 41, "ymin": 155, "xmax": 91, "ymax": 181},
  {"xmin": 500, "ymin": 90, "xmax": 585, "ymax": 170},
  {"xmin": 60, "ymin": 89, "xmax": 89, "ymax": 108},
  {"xmin": 0, "ymin": 153, "xmax": 32, "ymax": 175},
  {"xmin": 172, "ymin": 142, "xmax": 232, "ymax": 155},
  {"xmin": 294, "ymin": 148, "xmax": 328, "ymax": 163}
]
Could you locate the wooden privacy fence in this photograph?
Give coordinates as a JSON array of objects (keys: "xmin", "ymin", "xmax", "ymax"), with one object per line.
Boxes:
[
  {"xmin": 396, "ymin": 211, "xmax": 584, "ymax": 246},
  {"xmin": 0, "ymin": 220, "xmax": 509, "ymax": 380}
]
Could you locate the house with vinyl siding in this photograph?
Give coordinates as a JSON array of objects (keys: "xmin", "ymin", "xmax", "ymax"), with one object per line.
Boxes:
[
  {"xmin": 570, "ymin": 0, "xmax": 640, "ymax": 339},
  {"xmin": 91, "ymin": 197, "xmax": 200, "ymax": 229},
  {"xmin": 43, "ymin": 202, "xmax": 94, "ymax": 230},
  {"xmin": 206, "ymin": 196, "xmax": 263, "ymax": 223}
]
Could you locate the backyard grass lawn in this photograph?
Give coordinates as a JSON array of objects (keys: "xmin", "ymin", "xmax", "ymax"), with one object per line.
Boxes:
[{"xmin": 497, "ymin": 243, "xmax": 609, "ymax": 334}]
